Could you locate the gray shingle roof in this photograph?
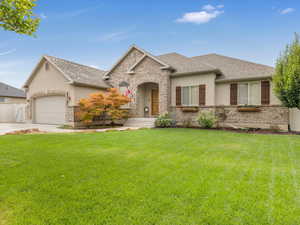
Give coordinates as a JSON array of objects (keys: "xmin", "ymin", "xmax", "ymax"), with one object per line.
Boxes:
[
  {"xmin": 155, "ymin": 52, "xmax": 274, "ymax": 81},
  {"xmin": 191, "ymin": 54, "xmax": 275, "ymax": 81},
  {"xmin": 0, "ymin": 82, "xmax": 25, "ymax": 98},
  {"xmin": 45, "ymin": 55, "xmax": 111, "ymax": 88},
  {"xmin": 157, "ymin": 53, "xmax": 218, "ymax": 75}
]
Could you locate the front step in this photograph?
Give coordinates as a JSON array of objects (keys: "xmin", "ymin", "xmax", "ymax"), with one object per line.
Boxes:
[{"xmin": 124, "ymin": 118, "xmax": 156, "ymax": 128}]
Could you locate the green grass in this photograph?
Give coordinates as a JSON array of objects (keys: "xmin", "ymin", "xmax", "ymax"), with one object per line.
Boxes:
[{"xmin": 1, "ymin": 129, "xmax": 300, "ymax": 225}]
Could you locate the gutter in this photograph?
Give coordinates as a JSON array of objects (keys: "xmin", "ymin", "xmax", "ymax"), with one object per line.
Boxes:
[
  {"xmin": 170, "ymin": 69, "xmax": 221, "ymax": 78},
  {"xmin": 71, "ymin": 81, "xmax": 112, "ymax": 90},
  {"xmin": 215, "ymin": 75, "xmax": 273, "ymax": 83}
]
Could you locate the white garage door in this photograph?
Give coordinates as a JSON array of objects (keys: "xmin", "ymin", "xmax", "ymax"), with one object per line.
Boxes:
[{"xmin": 35, "ymin": 96, "xmax": 66, "ymax": 125}]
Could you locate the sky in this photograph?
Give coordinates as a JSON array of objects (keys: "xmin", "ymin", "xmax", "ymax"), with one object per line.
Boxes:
[{"xmin": 0, "ymin": 0, "xmax": 299, "ymax": 88}]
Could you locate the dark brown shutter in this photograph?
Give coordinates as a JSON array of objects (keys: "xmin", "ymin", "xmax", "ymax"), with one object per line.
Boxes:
[
  {"xmin": 199, "ymin": 85, "xmax": 206, "ymax": 106},
  {"xmin": 230, "ymin": 83, "xmax": 238, "ymax": 105},
  {"xmin": 176, "ymin": 86, "xmax": 181, "ymax": 106},
  {"xmin": 261, "ymin": 80, "xmax": 270, "ymax": 105}
]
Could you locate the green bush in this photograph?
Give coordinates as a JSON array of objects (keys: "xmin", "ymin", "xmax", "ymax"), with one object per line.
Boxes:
[
  {"xmin": 155, "ymin": 114, "xmax": 175, "ymax": 128},
  {"xmin": 197, "ymin": 111, "xmax": 217, "ymax": 129}
]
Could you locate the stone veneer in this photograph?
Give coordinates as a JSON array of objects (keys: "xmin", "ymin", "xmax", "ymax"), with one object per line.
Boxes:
[
  {"xmin": 170, "ymin": 105, "xmax": 289, "ymax": 131},
  {"xmin": 108, "ymin": 48, "xmax": 171, "ymax": 117}
]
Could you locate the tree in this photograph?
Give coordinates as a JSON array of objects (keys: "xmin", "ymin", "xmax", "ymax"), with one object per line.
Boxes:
[
  {"xmin": 77, "ymin": 88, "xmax": 131, "ymax": 125},
  {"xmin": 0, "ymin": 0, "xmax": 40, "ymax": 35},
  {"xmin": 273, "ymin": 33, "xmax": 300, "ymax": 110}
]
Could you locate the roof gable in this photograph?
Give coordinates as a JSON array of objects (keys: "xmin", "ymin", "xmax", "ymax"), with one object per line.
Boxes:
[
  {"xmin": 24, "ymin": 56, "xmax": 110, "ymax": 89},
  {"xmin": 104, "ymin": 45, "xmax": 172, "ymax": 79}
]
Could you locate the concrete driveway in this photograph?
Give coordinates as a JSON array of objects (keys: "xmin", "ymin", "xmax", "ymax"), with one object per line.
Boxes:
[{"xmin": 0, "ymin": 123, "xmax": 79, "ymax": 135}]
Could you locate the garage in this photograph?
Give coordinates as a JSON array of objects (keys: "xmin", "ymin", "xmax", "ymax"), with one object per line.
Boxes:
[{"xmin": 35, "ymin": 96, "xmax": 66, "ymax": 125}]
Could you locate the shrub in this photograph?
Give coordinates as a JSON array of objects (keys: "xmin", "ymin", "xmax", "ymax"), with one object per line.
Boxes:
[
  {"xmin": 273, "ymin": 33, "xmax": 300, "ymax": 110},
  {"xmin": 197, "ymin": 111, "xmax": 217, "ymax": 129},
  {"xmin": 77, "ymin": 88, "xmax": 131, "ymax": 125},
  {"xmin": 155, "ymin": 114, "xmax": 175, "ymax": 128}
]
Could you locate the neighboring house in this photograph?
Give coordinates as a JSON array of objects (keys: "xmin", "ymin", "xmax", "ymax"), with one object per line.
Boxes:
[
  {"xmin": 0, "ymin": 82, "xmax": 26, "ymax": 123},
  {"xmin": 24, "ymin": 45, "xmax": 289, "ymax": 130},
  {"xmin": 23, "ymin": 56, "xmax": 110, "ymax": 125},
  {"xmin": 0, "ymin": 82, "xmax": 26, "ymax": 103}
]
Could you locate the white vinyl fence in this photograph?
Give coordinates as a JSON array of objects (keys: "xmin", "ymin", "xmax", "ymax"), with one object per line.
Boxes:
[
  {"xmin": 0, "ymin": 103, "xmax": 26, "ymax": 123},
  {"xmin": 290, "ymin": 108, "xmax": 300, "ymax": 132}
]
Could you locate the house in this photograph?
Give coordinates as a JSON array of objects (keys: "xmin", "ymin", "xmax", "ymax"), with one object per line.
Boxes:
[
  {"xmin": 23, "ymin": 55, "xmax": 110, "ymax": 125},
  {"xmin": 0, "ymin": 82, "xmax": 26, "ymax": 103},
  {"xmin": 24, "ymin": 45, "xmax": 289, "ymax": 130},
  {"xmin": 0, "ymin": 82, "xmax": 26, "ymax": 123}
]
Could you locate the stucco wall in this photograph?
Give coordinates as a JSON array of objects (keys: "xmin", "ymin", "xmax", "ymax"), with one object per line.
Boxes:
[
  {"xmin": 108, "ymin": 48, "xmax": 171, "ymax": 116},
  {"xmin": 215, "ymin": 80, "xmax": 281, "ymax": 106},
  {"xmin": 171, "ymin": 73, "xmax": 216, "ymax": 106},
  {"xmin": 69, "ymin": 85, "xmax": 106, "ymax": 106}
]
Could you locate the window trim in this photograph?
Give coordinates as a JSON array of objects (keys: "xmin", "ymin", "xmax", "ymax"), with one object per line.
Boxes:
[{"xmin": 237, "ymin": 81, "xmax": 261, "ymax": 106}]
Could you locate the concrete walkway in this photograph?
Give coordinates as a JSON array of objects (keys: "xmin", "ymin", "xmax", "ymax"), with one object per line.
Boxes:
[{"xmin": 0, "ymin": 123, "xmax": 144, "ymax": 135}]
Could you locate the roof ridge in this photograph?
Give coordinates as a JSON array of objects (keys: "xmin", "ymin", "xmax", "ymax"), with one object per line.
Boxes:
[
  {"xmin": 193, "ymin": 53, "xmax": 274, "ymax": 69},
  {"xmin": 45, "ymin": 55, "xmax": 106, "ymax": 73},
  {"xmin": 157, "ymin": 52, "xmax": 187, "ymax": 57}
]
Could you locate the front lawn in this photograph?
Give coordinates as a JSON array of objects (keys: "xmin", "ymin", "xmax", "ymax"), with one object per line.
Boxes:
[{"xmin": 1, "ymin": 129, "xmax": 300, "ymax": 225}]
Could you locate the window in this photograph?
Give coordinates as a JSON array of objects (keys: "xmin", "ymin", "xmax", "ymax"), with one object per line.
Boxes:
[
  {"xmin": 181, "ymin": 86, "xmax": 199, "ymax": 106},
  {"xmin": 0, "ymin": 97, "xmax": 5, "ymax": 102},
  {"xmin": 238, "ymin": 82, "xmax": 260, "ymax": 105}
]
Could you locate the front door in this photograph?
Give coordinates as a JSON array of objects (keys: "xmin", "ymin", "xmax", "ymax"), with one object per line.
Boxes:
[{"xmin": 151, "ymin": 89, "xmax": 159, "ymax": 116}]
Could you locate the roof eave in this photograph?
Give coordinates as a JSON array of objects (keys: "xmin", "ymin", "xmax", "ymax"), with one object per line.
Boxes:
[
  {"xmin": 170, "ymin": 69, "xmax": 221, "ymax": 77},
  {"xmin": 215, "ymin": 75, "xmax": 273, "ymax": 83},
  {"xmin": 0, "ymin": 95, "xmax": 26, "ymax": 98},
  {"xmin": 71, "ymin": 81, "xmax": 111, "ymax": 89}
]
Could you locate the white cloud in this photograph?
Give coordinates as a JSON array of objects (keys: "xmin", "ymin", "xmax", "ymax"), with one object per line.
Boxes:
[
  {"xmin": 0, "ymin": 49, "xmax": 16, "ymax": 56},
  {"xmin": 39, "ymin": 13, "xmax": 47, "ymax": 19},
  {"xmin": 280, "ymin": 8, "xmax": 295, "ymax": 15},
  {"xmin": 95, "ymin": 31, "xmax": 129, "ymax": 42},
  {"xmin": 176, "ymin": 5, "xmax": 224, "ymax": 24},
  {"xmin": 202, "ymin": 4, "xmax": 215, "ymax": 11},
  {"xmin": 217, "ymin": 5, "xmax": 224, "ymax": 9},
  {"xmin": 89, "ymin": 65, "xmax": 99, "ymax": 69}
]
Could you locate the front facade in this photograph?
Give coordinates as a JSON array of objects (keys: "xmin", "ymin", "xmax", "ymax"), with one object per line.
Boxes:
[
  {"xmin": 24, "ymin": 45, "xmax": 289, "ymax": 130},
  {"xmin": 104, "ymin": 46, "xmax": 289, "ymax": 131}
]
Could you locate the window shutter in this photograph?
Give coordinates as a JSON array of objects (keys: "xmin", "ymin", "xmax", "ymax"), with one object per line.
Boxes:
[
  {"xmin": 199, "ymin": 85, "xmax": 206, "ymax": 106},
  {"xmin": 261, "ymin": 80, "xmax": 270, "ymax": 105},
  {"xmin": 176, "ymin": 86, "xmax": 181, "ymax": 106},
  {"xmin": 230, "ymin": 83, "xmax": 238, "ymax": 105}
]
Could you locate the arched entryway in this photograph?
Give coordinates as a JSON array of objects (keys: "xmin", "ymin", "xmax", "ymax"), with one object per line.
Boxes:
[{"xmin": 137, "ymin": 82, "xmax": 159, "ymax": 117}]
